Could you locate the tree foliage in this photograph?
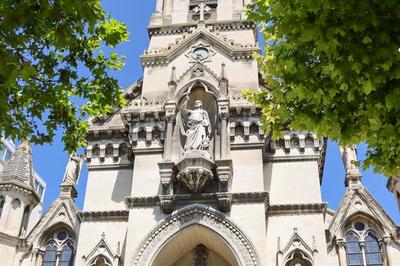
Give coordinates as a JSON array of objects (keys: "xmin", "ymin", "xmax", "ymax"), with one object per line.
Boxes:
[
  {"xmin": 247, "ymin": 0, "xmax": 400, "ymax": 176},
  {"xmin": 0, "ymin": 0, "xmax": 128, "ymax": 152}
]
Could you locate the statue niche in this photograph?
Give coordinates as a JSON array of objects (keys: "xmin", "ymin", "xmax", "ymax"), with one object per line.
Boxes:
[
  {"xmin": 175, "ymin": 85, "xmax": 217, "ymax": 193},
  {"xmin": 180, "ymin": 98, "xmax": 211, "ymax": 154}
]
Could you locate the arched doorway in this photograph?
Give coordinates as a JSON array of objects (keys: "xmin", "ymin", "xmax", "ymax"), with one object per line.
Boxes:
[
  {"xmin": 152, "ymin": 224, "xmax": 237, "ymax": 266},
  {"xmin": 130, "ymin": 204, "xmax": 260, "ymax": 266}
]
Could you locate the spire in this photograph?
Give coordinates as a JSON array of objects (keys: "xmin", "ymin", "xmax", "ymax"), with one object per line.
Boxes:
[{"xmin": 0, "ymin": 140, "xmax": 35, "ymax": 190}]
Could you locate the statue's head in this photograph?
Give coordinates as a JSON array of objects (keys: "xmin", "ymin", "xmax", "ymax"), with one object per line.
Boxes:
[{"xmin": 195, "ymin": 100, "xmax": 203, "ymax": 108}]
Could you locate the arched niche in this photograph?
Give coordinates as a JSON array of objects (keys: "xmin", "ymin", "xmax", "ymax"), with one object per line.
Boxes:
[
  {"xmin": 152, "ymin": 225, "xmax": 237, "ymax": 266},
  {"xmin": 172, "ymin": 81, "xmax": 219, "ymax": 160},
  {"xmin": 130, "ymin": 204, "xmax": 260, "ymax": 266},
  {"xmin": 284, "ymin": 250, "xmax": 312, "ymax": 266}
]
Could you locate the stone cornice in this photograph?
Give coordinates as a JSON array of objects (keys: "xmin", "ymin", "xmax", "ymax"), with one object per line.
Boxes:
[
  {"xmin": 147, "ymin": 20, "xmax": 256, "ymax": 37},
  {"xmin": 265, "ymin": 155, "xmax": 321, "ymax": 163},
  {"xmin": 78, "ymin": 210, "xmax": 129, "ymax": 222},
  {"xmin": 125, "ymin": 192, "xmax": 268, "ymax": 208},
  {"xmin": 266, "ymin": 203, "xmax": 327, "ymax": 215},
  {"xmin": 0, "ymin": 181, "xmax": 40, "ymax": 205},
  {"xmin": 141, "ymin": 28, "xmax": 259, "ymax": 66},
  {"xmin": 0, "ymin": 231, "xmax": 23, "ymax": 246}
]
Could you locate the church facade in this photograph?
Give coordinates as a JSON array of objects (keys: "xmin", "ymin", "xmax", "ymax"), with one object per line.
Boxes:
[{"xmin": 0, "ymin": 1, "xmax": 399, "ymax": 265}]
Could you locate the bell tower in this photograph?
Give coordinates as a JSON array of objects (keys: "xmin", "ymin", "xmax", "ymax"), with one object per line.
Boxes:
[
  {"xmin": 151, "ymin": 0, "xmax": 252, "ymax": 26},
  {"xmin": 79, "ymin": 1, "xmax": 329, "ymax": 266}
]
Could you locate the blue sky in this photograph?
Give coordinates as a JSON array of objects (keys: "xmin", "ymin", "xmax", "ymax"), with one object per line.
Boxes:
[{"xmin": 30, "ymin": 0, "xmax": 399, "ymax": 223}]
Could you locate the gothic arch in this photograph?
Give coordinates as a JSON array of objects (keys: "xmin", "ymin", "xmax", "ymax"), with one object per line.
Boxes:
[
  {"xmin": 130, "ymin": 204, "xmax": 260, "ymax": 266},
  {"xmin": 340, "ymin": 211, "xmax": 386, "ymax": 238},
  {"xmin": 38, "ymin": 222, "xmax": 75, "ymax": 247},
  {"xmin": 175, "ymin": 79, "xmax": 220, "ymax": 103}
]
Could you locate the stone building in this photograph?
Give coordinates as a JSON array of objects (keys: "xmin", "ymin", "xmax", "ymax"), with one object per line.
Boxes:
[{"xmin": 1, "ymin": 1, "xmax": 399, "ymax": 265}]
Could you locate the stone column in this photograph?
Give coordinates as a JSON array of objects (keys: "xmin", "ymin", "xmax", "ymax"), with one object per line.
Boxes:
[
  {"xmin": 218, "ymin": 98, "xmax": 230, "ymax": 159},
  {"xmin": 277, "ymin": 251, "xmax": 283, "ymax": 266},
  {"xmin": 34, "ymin": 250, "xmax": 44, "ymax": 266},
  {"xmin": 360, "ymin": 242, "xmax": 367, "ymax": 266},
  {"xmin": 383, "ymin": 237, "xmax": 395, "ymax": 266},
  {"xmin": 337, "ymin": 239, "xmax": 347, "ymax": 266},
  {"xmin": 56, "ymin": 251, "xmax": 61, "ymax": 266},
  {"xmin": 164, "ymin": 102, "xmax": 176, "ymax": 161}
]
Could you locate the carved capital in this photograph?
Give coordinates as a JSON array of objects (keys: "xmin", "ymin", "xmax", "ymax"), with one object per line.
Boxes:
[
  {"xmin": 159, "ymin": 195, "xmax": 175, "ymax": 214},
  {"xmin": 165, "ymin": 102, "xmax": 177, "ymax": 123},
  {"xmin": 217, "ymin": 192, "xmax": 232, "ymax": 212},
  {"xmin": 215, "ymin": 159, "xmax": 233, "ymax": 192},
  {"xmin": 383, "ymin": 236, "xmax": 392, "ymax": 246},
  {"xmin": 165, "ymin": 112, "xmax": 176, "ymax": 123},
  {"xmin": 158, "ymin": 161, "xmax": 175, "ymax": 195},
  {"xmin": 219, "ymin": 111, "xmax": 229, "ymax": 120},
  {"xmin": 336, "ymin": 239, "xmax": 346, "ymax": 249}
]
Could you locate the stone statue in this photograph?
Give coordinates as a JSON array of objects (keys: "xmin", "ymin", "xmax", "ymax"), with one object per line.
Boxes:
[
  {"xmin": 62, "ymin": 152, "xmax": 84, "ymax": 185},
  {"xmin": 339, "ymin": 145, "xmax": 361, "ymax": 175},
  {"xmin": 179, "ymin": 97, "xmax": 211, "ymax": 152}
]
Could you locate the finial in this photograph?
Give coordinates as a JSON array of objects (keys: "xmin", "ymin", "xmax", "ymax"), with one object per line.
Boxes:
[
  {"xmin": 170, "ymin": 66, "xmax": 176, "ymax": 82},
  {"xmin": 221, "ymin": 63, "xmax": 226, "ymax": 79},
  {"xmin": 101, "ymin": 232, "xmax": 105, "ymax": 239}
]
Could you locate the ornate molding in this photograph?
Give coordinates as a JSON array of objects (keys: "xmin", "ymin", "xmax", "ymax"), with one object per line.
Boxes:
[
  {"xmin": 147, "ymin": 20, "xmax": 256, "ymax": 37},
  {"xmin": 0, "ymin": 231, "xmax": 23, "ymax": 246},
  {"xmin": 141, "ymin": 28, "xmax": 259, "ymax": 67},
  {"xmin": 0, "ymin": 181, "xmax": 40, "ymax": 205},
  {"xmin": 125, "ymin": 196, "xmax": 159, "ymax": 208},
  {"xmin": 78, "ymin": 210, "xmax": 129, "ymax": 222},
  {"xmin": 232, "ymin": 192, "xmax": 269, "ymax": 203},
  {"xmin": 130, "ymin": 204, "xmax": 260, "ymax": 266},
  {"xmin": 267, "ymin": 203, "xmax": 327, "ymax": 215},
  {"xmin": 125, "ymin": 192, "xmax": 268, "ymax": 208}
]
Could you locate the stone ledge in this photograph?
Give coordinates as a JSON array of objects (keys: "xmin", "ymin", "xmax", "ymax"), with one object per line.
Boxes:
[
  {"xmin": 125, "ymin": 192, "xmax": 268, "ymax": 208},
  {"xmin": 0, "ymin": 231, "xmax": 23, "ymax": 246},
  {"xmin": 266, "ymin": 203, "xmax": 327, "ymax": 215},
  {"xmin": 78, "ymin": 210, "xmax": 129, "ymax": 222}
]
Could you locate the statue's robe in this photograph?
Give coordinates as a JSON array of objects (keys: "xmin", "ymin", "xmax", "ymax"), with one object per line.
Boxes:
[{"xmin": 180, "ymin": 108, "xmax": 210, "ymax": 151}]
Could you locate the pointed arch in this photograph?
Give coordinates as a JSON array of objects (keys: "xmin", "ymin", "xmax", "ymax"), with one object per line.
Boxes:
[
  {"xmin": 279, "ymin": 230, "xmax": 316, "ymax": 266},
  {"xmin": 89, "ymin": 255, "xmax": 112, "ymax": 266},
  {"xmin": 83, "ymin": 234, "xmax": 119, "ymax": 266},
  {"xmin": 284, "ymin": 250, "xmax": 312, "ymax": 266},
  {"xmin": 175, "ymin": 78, "xmax": 220, "ymax": 103},
  {"xmin": 130, "ymin": 204, "xmax": 260, "ymax": 266}
]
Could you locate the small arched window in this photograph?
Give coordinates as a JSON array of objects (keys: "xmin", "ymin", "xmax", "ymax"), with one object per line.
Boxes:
[
  {"xmin": 59, "ymin": 241, "xmax": 74, "ymax": 266},
  {"xmin": 0, "ymin": 196, "xmax": 4, "ymax": 217},
  {"xmin": 19, "ymin": 205, "xmax": 30, "ymax": 237},
  {"xmin": 344, "ymin": 221, "xmax": 383, "ymax": 266},
  {"xmin": 42, "ymin": 241, "xmax": 57, "ymax": 266},
  {"xmin": 345, "ymin": 233, "xmax": 363, "ymax": 266},
  {"xmin": 41, "ymin": 230, "xmax": 75, "ymax": 266},
  {"xmin": 365, "ymin": 232, "xmax": 383, "ymax": 265}
]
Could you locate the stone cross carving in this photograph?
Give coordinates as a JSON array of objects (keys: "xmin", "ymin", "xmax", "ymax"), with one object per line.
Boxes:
[
  {"xmin": 179, "ymin": 96, "xmax": 211, "ymax": 152},
  {"xmin": 339, "ymin": 145, "xmax": 361, "ymax": 176},
  {"xmin": 62, "ymin": 152, "xmax": 84, "ymax": 185},
  {"xmin": 193, "ymin": 3, "xmax": 211, "ymax": 22}
]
